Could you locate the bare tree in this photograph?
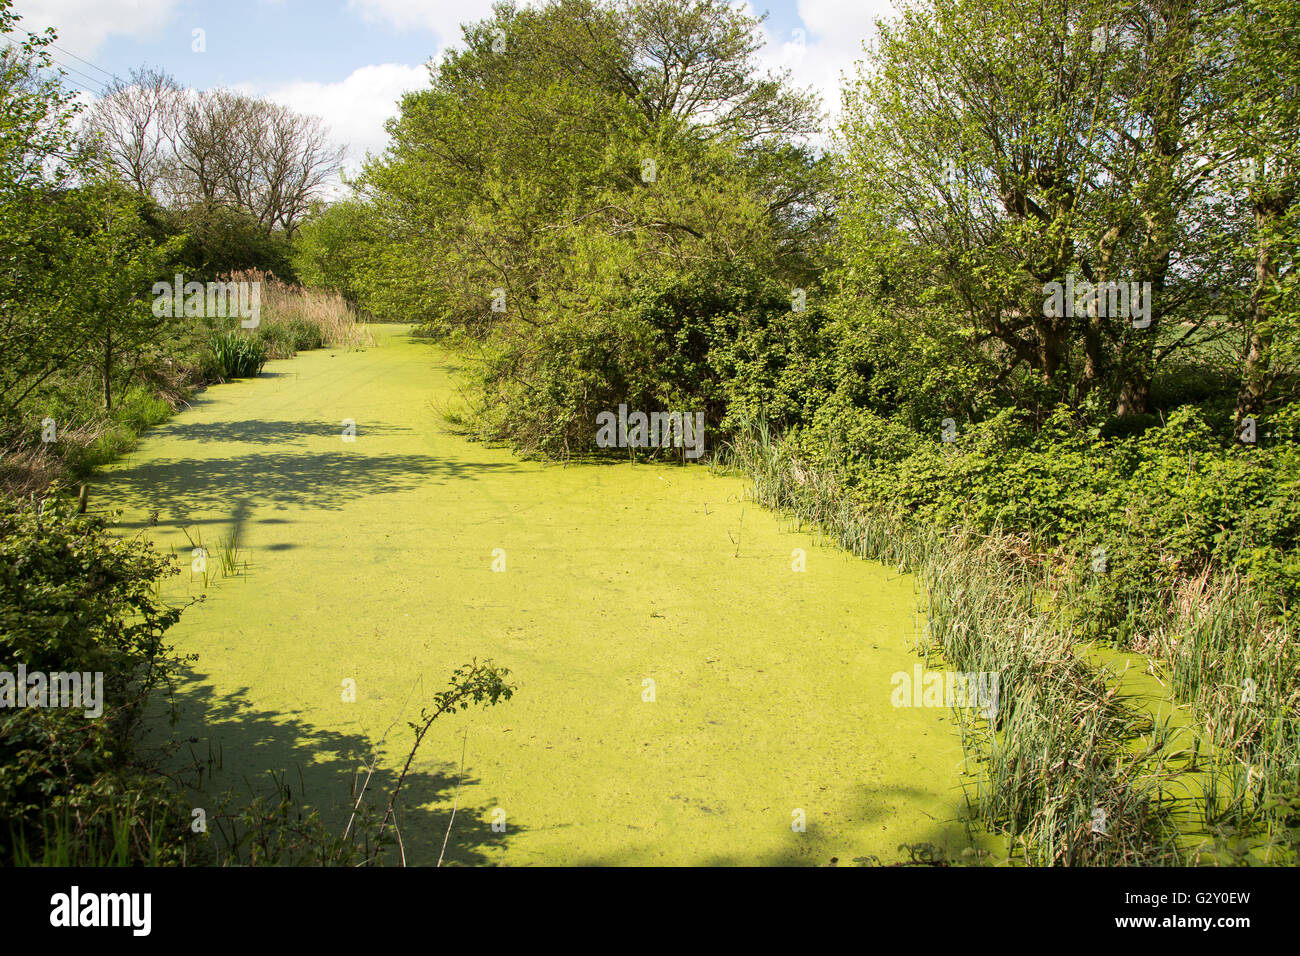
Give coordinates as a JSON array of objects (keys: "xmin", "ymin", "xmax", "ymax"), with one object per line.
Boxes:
[
  {"xmin": 253, "ymin": 102, "xmax": 343, "ymax": 236},
  {"xmin": 83, "ymin": 67, "xmax": 181, "ymax": 199},
  {"xmin": 84, "ymin": 71, "xmax": 344, "ymax": 235}
]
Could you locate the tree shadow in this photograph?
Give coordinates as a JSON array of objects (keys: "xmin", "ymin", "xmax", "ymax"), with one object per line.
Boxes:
[
  {"xmin": 104, "ymin": 449, "xmax": 523, "ymax": 531},
  {"xmin": 146, "ymin": 418, "xmax": 415, "ymax": 446},
  {"xmin": 564, "ymin": 782, "xmax": 986, "ymax": 867},
  {"xmin": 144, "ymin": 664, "xmax": 519, "ymax": 866}
]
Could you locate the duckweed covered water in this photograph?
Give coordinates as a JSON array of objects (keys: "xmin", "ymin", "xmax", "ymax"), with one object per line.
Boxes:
[
  {"xmin": 98, "ymin": 325, "xmax": 983, "ymax": 865},
  {"xmin": 1085, "ymin": 644, "xmax": 1272, "ymax": 862}
]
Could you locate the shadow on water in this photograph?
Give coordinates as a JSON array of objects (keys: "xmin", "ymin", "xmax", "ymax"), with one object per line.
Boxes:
[
  {"xmin": 104, "ymin": 449, "xmax": 523, "ymax": 531},
  {"xmin": 146, "ymin": 665, "xmax": 519, "ymax": 866},
  {"xmin": 565, "ymin": 781, "xmax": 987, "ymax": 867},
  {"xmin": 148, "ymin": 418, "xmax": 412, "ymax": 445}
]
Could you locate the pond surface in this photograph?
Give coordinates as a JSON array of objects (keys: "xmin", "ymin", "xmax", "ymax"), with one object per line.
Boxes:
[{"xmin": 99, "ymin": 325, "xmax": 980, "ymax": 865}]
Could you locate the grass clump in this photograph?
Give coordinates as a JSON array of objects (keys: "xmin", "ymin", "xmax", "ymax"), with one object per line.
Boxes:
[{"xmin": 205, "ymin": 330, "xmax": 267, "ymax": 381}]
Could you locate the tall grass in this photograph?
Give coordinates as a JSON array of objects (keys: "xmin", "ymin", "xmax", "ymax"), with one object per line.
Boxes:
[
  {"xmin": 10, "ymin": 803, "xmax": 168, "ymax": 866},
  {"xmin": 718, "ymin": 416, "xmax": 1297, "ymax": 864},
  {"xmin": 216, "ymin": 532, "xmax": 248, "ymax": 578},
  {"xmin": 1147, "ymin": 575, "xmax": 1300, "ymax": 860},
  {"xmin": 228, "ymin": 269, "xmax": 374, "ymax": 356},
  {"xmin": 207, "ymin": 330, "xmax": 267, "ymax": 380}
]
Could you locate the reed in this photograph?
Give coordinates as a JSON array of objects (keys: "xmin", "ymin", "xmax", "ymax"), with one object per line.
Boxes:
[
  {"xmin": 216, "ymin": 532, "xmax": 248, "ymax": 578},
  {"xmin": 717, "ymin": 416, "xmax": 1297, "ymax": 864},
  {"xmin": 207, "ymin": 330, "xmax": 267, "ymax": 380},
  {"xmin": 180, "ymin": 525, "xmax": 214, "ymax": 589},
  {"xmin": 227, "ymin": 269, "xmax": 374, "ymax": 352}
]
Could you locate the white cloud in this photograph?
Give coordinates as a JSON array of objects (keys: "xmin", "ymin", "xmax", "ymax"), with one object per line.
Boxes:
[
  {"xmin": 346, "ymin": 0, "xmax": 503, "ymax": 43},
  {"xmin": 13, "ymin": 0, "xmax": 182, "ymax": 55},
  {"xmin": 757, "ymin": 0, "xmax": 900, "ymax": 136},
  {"xmin": 260, "ymin": 62, "xmax": 431, "ymax": 184}
]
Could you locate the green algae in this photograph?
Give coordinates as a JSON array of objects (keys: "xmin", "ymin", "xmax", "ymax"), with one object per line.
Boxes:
[
  {"xmin": 1083, "ymin": 644, "xmax": 1280, "ymax": 862},
  {"xmin": 97, "ymin": 325, "xmax": 986, "ymax": 866}
]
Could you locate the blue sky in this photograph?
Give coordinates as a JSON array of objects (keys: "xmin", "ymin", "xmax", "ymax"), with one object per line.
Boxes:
[{"xmin": 12, "ymin": 0, "xmax": 896, "ymax": 172}]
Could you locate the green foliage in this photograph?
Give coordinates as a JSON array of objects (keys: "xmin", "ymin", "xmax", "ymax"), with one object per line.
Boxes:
[
  {"xmin": 790, "ymin": 404, "xmax": 1299, "ymax": 620},
  {"xmin": 0, "ymin": 498, "xmax": 183, "ymax": 676},
  {"xmin": 353, "ymin": 0, "xmax": 825, "ymax": 454},
  {"xmin": 0, "ymin": 495, "xmax": 193, "ymax": 864},
  {"xmin": 166, "ymin": 202, "xmax": 297, "ymax": 283},
  {"xmin": 460, "ymin": 261, "xmax": 830, "ymax": 456},
  {"xmin": 0, "ymin": 6, "xmax": 96, "ymax": 425},
  {"xmin": 205, "ymin": 330, "xmax": 267, "ymax": 380},
  {"xmin": 287, "ymin": 319, "xmax": 324, "ymax": 351},
  {"xmin": 257, "ymin": 319, "xmax": 322, "ymax": 358},
  {"xmin": 291, "ymin": 199, "xmax": 378, "ymax": 312}
]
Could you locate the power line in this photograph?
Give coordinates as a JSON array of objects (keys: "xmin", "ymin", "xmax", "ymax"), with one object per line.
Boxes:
[
  {"xmin": 61, "ymin": 80, "xmax": 98, "ymax": 99},
  {"xmin": 49, "ymin": 43, "xmax": 118, "ymax": 84},
  {"xmin": 30, "ymin": 58, "xmax": 100, "ymax": 99},
  {"xmin": 40, "ymin": 64, "xmax": 98, "ymax": 98},
  {"xmin": 48, "ymin": 56, "xmax": 109, "ymax": 94}
]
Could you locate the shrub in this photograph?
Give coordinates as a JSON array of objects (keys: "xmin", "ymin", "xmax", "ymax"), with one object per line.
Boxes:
[
  {"xmin": 0, "ymin": 495, "xmax": 193, "ymax": 864},
  {"xmin": 288, "ymin": 318, "xmax": 324, "ymax": 351},
  {"xmin": 257, "ymin": 321, "xmax": 296, "ymax": 360}
]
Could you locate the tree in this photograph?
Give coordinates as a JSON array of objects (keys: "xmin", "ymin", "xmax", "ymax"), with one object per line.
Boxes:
[
  {"xmin": 1205, "ymin": 0, "xmax": 1300, "ymax": 433},
  {"xmin": 57, "ymin": 182, "xmax": 184, "ymax": 411},
  {"xmin": 352, "ymin": 0, "xmax": 826, "ymax": 452},
  {"xmin": 0, "ymin": 2, "xmax": 92, "ymax": 423},
  {"xmin": 84, "ymin": 78, "xmax": 345, "ymax": 236},
  {"xmin": 292, "ymin": 199, "xmax": 379, "ymax": 310},
  {"xmin": 835, "ymin": 0, "xmax": 1249, "ymax": 423},
  {"xmin": 82, "ymin": 67, "xmax": 181, "ymax": 198}
]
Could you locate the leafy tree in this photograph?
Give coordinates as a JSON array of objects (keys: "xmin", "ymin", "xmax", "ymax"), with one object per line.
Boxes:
[
  {"xmin": 166, "ymin": 200, "xmax": 297, "ymax": 282},
  {"xmin": 355, "ymin": 0, "xmax": 825, "ymax": 450},
  {"xmin": 56, "ymin": 182, "xmax": 185, "ymax": 411},
  {"xmin": 1202, "ymin": 0, "xmax": 1300, "ymax": 432},
  {"xmin": 292, "ymin": 198, "xmax": 380, "ymax": 310},
  {"xmin": 835, "ymin": 0, "xmax": 1248, "ymax": 422},
  {"xmin": 0, "ymin": 2, "xmax": 89, "ymax": 423}
]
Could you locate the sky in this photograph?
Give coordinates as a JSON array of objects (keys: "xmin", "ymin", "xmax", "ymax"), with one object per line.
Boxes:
[{"xmin": 11, "ymin": 0, "xmax": 899, "ymax": 179}]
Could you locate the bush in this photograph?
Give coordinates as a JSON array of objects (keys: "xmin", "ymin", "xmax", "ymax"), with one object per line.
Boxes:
[
  {"xmin": 165, "ymin": 203, "xmax": 297, "ymax": 283},
  {"xmin": 257, "ymin": 321, "xmax": 297, "ymax": 359},
  {"xmin": 0, "ymin": 495, "xmax": 193, "ymax": 864},
  {"xmin": 808, "ymin": 402, "xmax": 1300, "ymax": 628},
  {"xmin": 257, "ymin": 319, "xmax": 323, "ymax": 359},
  {"xmin": 288, "ymin": 319, "xmax": 324, "ymax": 351},
  {"xmin": 462, "ymin": 262, "xmax": 832, "ymax": 458}
]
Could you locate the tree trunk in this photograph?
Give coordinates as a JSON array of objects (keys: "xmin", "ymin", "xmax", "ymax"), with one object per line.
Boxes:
[
  {"xmin": 1116, "ymin": 373, "xmax": 1150, "ymax": 418},
  {"xmin": 1081, "ymin": 314, "xmax": 1103, "ymax": 401},
  {"xmin": 1039, "ymin": 318, "xmax": 1068, "ymax": 393},
  {"xmin": 1235, "ymin": 192, "xmax": 1286, "ymax": 437}
]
